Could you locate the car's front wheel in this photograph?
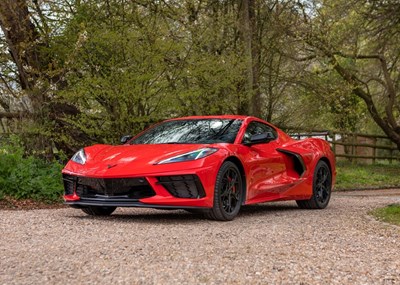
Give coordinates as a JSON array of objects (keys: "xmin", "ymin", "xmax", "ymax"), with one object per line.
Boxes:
[
  {"xmin": 296, "ymin": 160, "xmax": 332, "ymax": 209},
  {"xmin": 205, "ymin": 161, "xmax": 243, "ymax": 221},
  {"xmin": 81, "ymin": 206, "xmax": 117, "ymax": 216}
]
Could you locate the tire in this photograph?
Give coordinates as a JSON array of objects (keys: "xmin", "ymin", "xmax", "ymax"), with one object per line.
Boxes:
[
  {"xmin": 296, "ymin": 160, "xmax": 332, "ymax": 209},
  {"xmin": 81, "ymin": 206, "xmax": 117, "ymax": 216},
  {"xmin": 204, "ymin": 161, "xmax": 243, "ymax": 221}
]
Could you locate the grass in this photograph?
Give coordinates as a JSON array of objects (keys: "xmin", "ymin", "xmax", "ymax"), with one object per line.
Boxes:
[
  {"xmin": 371, "ymin": 204, "xmax": 400, "ymax": 226},
  {"xmin": 336, "ymin": 161, "xmax": 400, "ymax": 190}
]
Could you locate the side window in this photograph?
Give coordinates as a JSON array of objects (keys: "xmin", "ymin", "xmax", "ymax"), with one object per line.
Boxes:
[{"xmin": 242, "ymin": 121, "xmax": 277, "ymax": 144}]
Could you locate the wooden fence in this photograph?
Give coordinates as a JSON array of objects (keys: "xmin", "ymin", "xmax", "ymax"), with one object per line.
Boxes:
[{"xmin": 288, "ymin": 130, "xmax": 400, "ymax": 164}]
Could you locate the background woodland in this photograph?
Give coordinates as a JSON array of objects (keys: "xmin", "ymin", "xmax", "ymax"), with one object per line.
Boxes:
[{"xmin": 0, "ymin": 0, "xmax": 399, "ymax": 156}]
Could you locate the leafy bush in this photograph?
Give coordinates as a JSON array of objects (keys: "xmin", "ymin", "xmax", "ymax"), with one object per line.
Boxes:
[{"xmin": 0, "ymin": 137, "xmax": 63, "ymax": 202}]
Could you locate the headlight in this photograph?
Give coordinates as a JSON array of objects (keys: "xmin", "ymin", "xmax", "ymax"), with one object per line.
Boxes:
[
  {"xmin": 157, "ymin": 148, "xmax": 218, "ymax": 164},
  {"xmin": 71, "ymin": 148, "xmax": 87, "ymax": 165}
]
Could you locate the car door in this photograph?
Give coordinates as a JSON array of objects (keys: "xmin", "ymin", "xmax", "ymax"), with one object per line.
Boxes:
[{"xmin": 241, "ymin": 121, "xmax": 287, "ymax": 203}]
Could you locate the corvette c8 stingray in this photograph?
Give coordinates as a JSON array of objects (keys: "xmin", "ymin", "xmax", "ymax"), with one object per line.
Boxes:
[{"xmin": 62, "ymin": 115, "xmax": 336, "ymax": 221}]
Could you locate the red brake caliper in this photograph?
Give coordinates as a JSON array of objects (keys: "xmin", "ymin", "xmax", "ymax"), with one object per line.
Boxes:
[{"xmin": 228, "ymin": 176, "xmax": 236, "ymax": 193}]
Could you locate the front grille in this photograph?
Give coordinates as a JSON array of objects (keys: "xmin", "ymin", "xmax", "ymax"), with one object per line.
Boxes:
[
  {"xmin": 157, "ymin": 175, "xmax": 205, "ymax": 199},
  {"xmin": 63, "ymin": 175, "xmax": 155, "ymax": 200}
]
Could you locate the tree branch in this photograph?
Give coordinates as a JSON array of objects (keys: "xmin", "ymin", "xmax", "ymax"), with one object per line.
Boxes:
[
  {"xmin": 333, "ymin": 52, "xmax": 384, "ymax": 60},
  {"xmin": 0, "ymin": 112, "xmax": 21, "ymax": 118},
  {"xmin": 330, "ymin": 56, "xmax": 400, "ymax": 143}
]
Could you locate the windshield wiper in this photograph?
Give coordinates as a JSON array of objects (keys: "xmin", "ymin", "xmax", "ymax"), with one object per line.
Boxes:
[{"xmin": 207, "ymin": 120, "xmax": 234, "ymax": 141}]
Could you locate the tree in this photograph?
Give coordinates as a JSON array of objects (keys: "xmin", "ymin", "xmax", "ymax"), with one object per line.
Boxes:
[
  {"xmin": 292, "ymin": 0, "xmax": 400, "ymax": 149},
  {"xmin": 4, "ymin": 0, "xmax": 396, "ymax": 156},
  {"xmin": 0, "ymin": 0, "xmax": 89, "ymax": 155}
]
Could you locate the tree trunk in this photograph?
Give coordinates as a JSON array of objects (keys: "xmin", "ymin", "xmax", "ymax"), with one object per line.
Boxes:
[
  {"xmin": 0, "ymin": 0, "xmax": 87, "ymax": 155},
  {"xmin": 240, "ymin": 0, "xmax": 261, "ymax": 117},
  {"xmin": 0, "ymin": 0, "xmax": 42, "ymax": 95}
]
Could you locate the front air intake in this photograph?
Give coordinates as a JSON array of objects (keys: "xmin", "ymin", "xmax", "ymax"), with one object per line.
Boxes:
[{"xmin": 157, "ymin": 175, "xmax": 206, "ymax": 199}]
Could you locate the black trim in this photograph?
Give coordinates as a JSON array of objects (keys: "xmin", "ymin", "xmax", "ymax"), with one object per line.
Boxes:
[
  {"xmin": 277, "ymin": 148, "xmax": 306, "ymax": 177},
  {"xmin": 65, "ymin": 200, "xmax": 209, "ymax": 209}
]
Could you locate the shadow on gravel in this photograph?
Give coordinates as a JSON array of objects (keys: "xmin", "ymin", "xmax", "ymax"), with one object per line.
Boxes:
[
  {"xmin": 240, "ymin": 203, "xmax": 300, "ymax": 217},
  {"xmin": 71, "ymin": 210, "xmax": 207, "ymax": 224},
  {"xmin": 69, "ymin": 202, "xmax": 301, "ymax": 224}
]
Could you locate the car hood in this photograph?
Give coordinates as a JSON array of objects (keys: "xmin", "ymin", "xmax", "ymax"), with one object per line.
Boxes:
[{"xmin": 63, "ymin": 143, "xmax": 220, "ymax": 177}]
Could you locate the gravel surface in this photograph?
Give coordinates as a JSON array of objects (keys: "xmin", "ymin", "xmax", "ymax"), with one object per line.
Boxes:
[{"xmin": 1, "ymin": 190, "xmax": 399, "ymax": 285}]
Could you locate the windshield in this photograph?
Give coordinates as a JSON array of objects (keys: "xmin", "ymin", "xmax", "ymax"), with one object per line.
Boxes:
[{"xmin": 130, "ymin": 119, "xmax": 243, "ymax": 144}]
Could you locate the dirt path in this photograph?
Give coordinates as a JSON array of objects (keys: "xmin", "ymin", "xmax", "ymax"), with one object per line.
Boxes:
[{"xmin": 1, "ymin": 190, "xmax": 399, "ymax": 284}]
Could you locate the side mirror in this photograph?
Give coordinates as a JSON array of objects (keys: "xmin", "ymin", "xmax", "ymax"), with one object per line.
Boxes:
[
  {"xmin": 120, "ymin": 135, "xmax": 133, "ymax": 144},
  {"xmin": 247, "ymin": 131, "xmax": 275, "ymax": 145}
]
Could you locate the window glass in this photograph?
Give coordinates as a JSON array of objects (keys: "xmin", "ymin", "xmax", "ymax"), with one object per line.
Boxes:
[
  {"xmin": 242, "ymin": 121, "xmax": 277, "ymax": 144},
  {"xmin": 130, "ymin": 119, "xmax": 243, "ymax": 144}
]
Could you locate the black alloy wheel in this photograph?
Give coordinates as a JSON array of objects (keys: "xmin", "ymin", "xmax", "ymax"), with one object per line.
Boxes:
[
  {"xmin": 81, "ymin": 206, "xmax": 117, "ymax": 216},
  {"xmin": 296, "ymin": 160, "xmax": 332, "ymax": 209},
  {"xmin": 205, "ymin": 161, "xmax": 243, "ymax": 221}
]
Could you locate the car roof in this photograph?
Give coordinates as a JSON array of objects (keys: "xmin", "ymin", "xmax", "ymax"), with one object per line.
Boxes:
[{"xmin": 166, "ymin": 115, "xmax": 254, "ymax": 121}]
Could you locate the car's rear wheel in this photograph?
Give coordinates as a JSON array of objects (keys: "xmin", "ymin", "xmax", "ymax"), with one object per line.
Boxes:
[
  {"xmin": 296, "ymin": 160, "xmax": 331, "ymax": 209},
  {"xmin": 81, "ymin": 206, "xmax": 117, "ymax": 216},
  {"xmin": 205, "ymin": 161, "xmax": 243, "ymax": 221}
]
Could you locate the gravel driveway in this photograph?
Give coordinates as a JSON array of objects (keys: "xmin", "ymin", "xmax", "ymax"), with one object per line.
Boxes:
[{"xmin": 1, "ymin": 190, "xmax": 399, "ymax": 285}]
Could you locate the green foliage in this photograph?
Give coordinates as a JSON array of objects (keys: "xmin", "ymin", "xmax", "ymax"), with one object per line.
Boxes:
[
  {"xmin": 0, "ymin": 137, "xmax": 63, "ymax": 202},
  {"xmin": 1, "ymin": 0, "xmax": 399, "ymax": 155},
  {"xmin": 53, "ymin": 0, "xmax": 248, "ymax": 146},
  {"xmin": 336, "ymin": 161, "xmax": 400, "ymax": 190},
  {"xmin": 372, "ymin": 204, "xmax": 400, "ymax": 226}
]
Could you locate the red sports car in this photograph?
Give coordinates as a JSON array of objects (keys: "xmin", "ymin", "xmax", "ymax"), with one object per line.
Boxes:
[{"xmin": 62, "ymin": 115, "xmax": 336, "ymax": 221}]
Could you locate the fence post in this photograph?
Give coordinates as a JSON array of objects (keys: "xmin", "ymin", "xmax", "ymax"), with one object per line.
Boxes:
[
  {"xmin": 373, "ymin": 137, "xmax": 376, "ymax": 164},
  {"xmin": 352, "ymin": 134, "xmax": 357, "ymax": 164}
]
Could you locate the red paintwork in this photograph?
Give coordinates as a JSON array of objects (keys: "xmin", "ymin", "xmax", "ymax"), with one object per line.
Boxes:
[{"xmin": 62, "ymin": 116, "xmax": 336, "ymax": 208}]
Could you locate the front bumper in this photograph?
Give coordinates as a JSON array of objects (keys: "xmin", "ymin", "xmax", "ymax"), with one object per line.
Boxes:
[{"xmin": 62, "ymin": 168, "xmax": 216, "ymax": 209}]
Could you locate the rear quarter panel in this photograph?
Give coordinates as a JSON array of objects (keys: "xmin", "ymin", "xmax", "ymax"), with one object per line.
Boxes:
[{"xmin": 280, "ymin": 138, "xmax": 336, "ymax": 188}]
